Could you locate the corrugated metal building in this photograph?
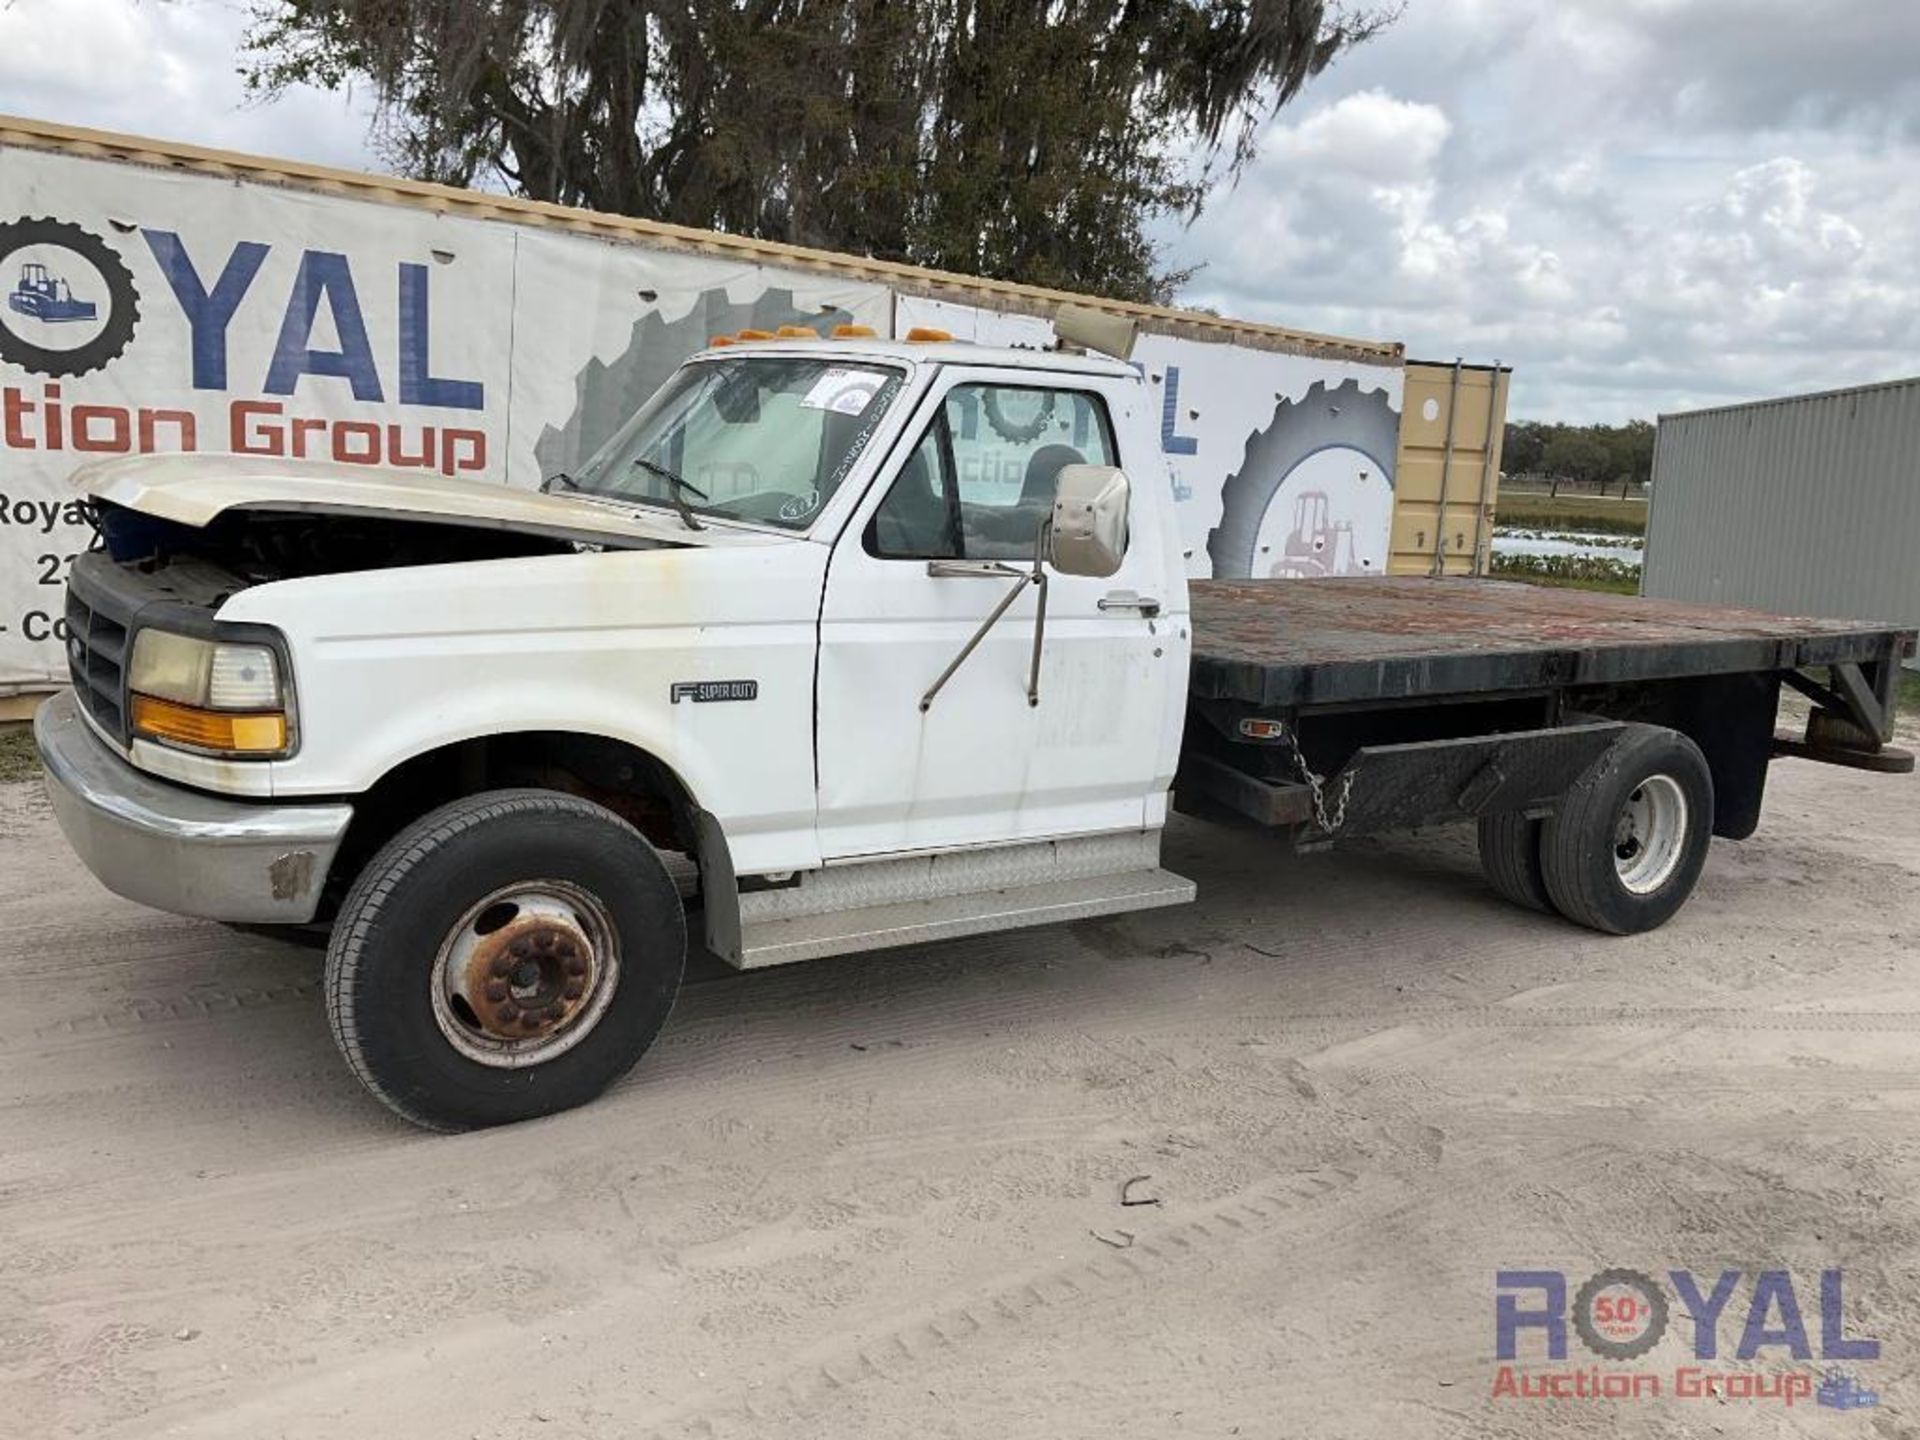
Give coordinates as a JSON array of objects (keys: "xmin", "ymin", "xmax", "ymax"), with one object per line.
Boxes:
[{"xmin": 1644, "ymin": 377, "xmax": 1920, "ymax": 659}]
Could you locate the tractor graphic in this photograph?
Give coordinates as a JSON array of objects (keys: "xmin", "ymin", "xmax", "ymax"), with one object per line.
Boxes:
[
  {"xmin": 1266, "ymin": 489, "xmax": 1357, "ymax": 578},
  {"xmin": 9, "ymin": 260, "xmax": 98, "ymax": 323}
]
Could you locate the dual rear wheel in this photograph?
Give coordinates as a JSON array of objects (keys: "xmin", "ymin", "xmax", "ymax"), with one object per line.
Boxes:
[{"xmin": 1478, "ymin": 725, "xmax": 1715, "ymax": 934}]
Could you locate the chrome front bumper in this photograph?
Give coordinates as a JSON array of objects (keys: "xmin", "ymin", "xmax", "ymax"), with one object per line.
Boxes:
[{"xmin": 35, "ymin": 691, "xmax": 353, "ymax": 924}]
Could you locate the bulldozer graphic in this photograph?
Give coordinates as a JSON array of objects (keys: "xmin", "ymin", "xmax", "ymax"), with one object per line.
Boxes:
[
  {"xmin": 8, "ymin": 260, "xmax": 98, "ymax": 323},
  {"xmin": 0, "ymin": 217, "xmax": 140, "ymax": 376}
]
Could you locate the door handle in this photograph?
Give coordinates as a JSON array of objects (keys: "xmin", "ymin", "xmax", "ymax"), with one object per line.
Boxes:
[{"xmin": 1098, "ymin": 591, "xmax": 1161, "ymax": 617}]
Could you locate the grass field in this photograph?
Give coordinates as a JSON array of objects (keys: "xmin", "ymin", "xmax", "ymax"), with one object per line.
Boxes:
[
  {"xmin": 1494, "ymin": 570, "xmax": 1641, "ymax": 597},
  {"xmin": 1494, "ymin": 490, "xmax": 1648, "ymax": 537},
  {"xmin": 0, "ymin": 723, "xmax": 36, "ymax": 782}
]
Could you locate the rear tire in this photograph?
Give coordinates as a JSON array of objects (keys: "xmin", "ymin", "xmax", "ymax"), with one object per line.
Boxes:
[
  {"xmin": 325, "ymin": 789, "xmax": 686, "ymax": 1130},
  {"xmin": 1477, "ymin": 812, "xmax": 1552, "ymax": 913},
  {"xmin": 1540, "ymin": 726, "xmax": 1713, "ymax": 935}
]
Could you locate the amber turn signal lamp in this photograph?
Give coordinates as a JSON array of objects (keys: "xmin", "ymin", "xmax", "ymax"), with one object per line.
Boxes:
[{"xmin": 132, "ymin": 694, "xmax": 289, "ymax": 755}]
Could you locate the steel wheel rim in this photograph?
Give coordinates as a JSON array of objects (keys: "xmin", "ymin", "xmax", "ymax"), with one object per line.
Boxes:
[
  {"xmin": 430, "ymin": 880, "xmax": 621, "ymax": 1068},
  {"xmin": 1613, "ymin": 773, "xmax": 1688, "ymax": 895}
]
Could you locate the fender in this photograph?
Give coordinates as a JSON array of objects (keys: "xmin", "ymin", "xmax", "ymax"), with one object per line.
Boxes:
[{"xmin": 216, "ymin": 540, "xmax": 833, "ymax": 876}]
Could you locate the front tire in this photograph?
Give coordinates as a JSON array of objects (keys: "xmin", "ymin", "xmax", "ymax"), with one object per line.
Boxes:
[
  {"xmin": 325, "ymin": 790, "xmax": 686, "ymax": 1130},
  {"xmin": 1539, "ymin": 726, "xmax": 1714, "ymax": 935}
]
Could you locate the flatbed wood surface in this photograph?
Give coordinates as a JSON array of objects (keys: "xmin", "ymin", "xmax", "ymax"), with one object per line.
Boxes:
[{"xmin": 1189, "ymin": 577, "xmax": 1916, "ymax": 708}]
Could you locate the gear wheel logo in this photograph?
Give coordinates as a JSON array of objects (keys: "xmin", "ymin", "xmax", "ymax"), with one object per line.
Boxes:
[
  {"xmin": 535, "ymin": 286, "xmax": 858, "ymax": 479},
  {"xmin": 0, "ymin": 217, "xmax": 142, "ymax": 378},
  {"xmin": 1573, "ymin": 1268, "xmax": 1669, "ymax": 1360},
  {"xmin": 1206, "ymin": 378, "xmax": 1400, "ymax": 580}
]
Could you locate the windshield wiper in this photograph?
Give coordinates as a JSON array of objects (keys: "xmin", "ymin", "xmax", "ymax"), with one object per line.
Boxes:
[{"xmin": 632, "ymin": 457, "xmax": 710, "ymax": 532}]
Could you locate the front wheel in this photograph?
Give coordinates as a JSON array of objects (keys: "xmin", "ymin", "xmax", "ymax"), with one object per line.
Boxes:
[
  {"xmin": 1539, "ymin": 726, "xmax": 1714, "ymax": 935},
  {"xmin": 325, "ymin": 790, "xmax": 686, "ymax": 1130}
]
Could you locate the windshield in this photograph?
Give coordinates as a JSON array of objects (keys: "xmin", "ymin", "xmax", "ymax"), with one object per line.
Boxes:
[{"xmin": 570, "ymin": 355, "xmax": 906, "ymax": 529}]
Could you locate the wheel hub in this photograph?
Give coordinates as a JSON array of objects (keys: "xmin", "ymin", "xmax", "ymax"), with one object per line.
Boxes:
[
  {"xmin": 431, "ymin": 883, "xmax": 621, "ymax": 1068},
  {"xmin": 1611, "ymin": 773, "xmax": 1689, "ymax": 896}
]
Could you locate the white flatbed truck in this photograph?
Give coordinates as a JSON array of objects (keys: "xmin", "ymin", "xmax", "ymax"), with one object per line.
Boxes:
[{"xmin": 35, "ymin": 331, "xmax": 1916, "ymax": 1128}]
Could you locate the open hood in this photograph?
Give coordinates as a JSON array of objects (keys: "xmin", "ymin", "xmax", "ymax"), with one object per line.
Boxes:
[{"xmin": 72, "ymin": 453, "xmax": 774, "ymax": 550}]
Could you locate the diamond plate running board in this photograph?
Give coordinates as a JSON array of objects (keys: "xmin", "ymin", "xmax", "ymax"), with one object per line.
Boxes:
[{"xmin": 735, "ymin": 867, "xmax": 1196, "ymax": 969}]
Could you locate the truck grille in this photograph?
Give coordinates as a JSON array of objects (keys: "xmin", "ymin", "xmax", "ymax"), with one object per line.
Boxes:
[{"xmin": 65, "ymin": 578, "xmax": 132, "ymax": 745}]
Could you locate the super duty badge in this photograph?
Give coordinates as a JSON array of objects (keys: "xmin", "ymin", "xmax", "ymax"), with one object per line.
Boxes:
[{"xmin": 671, "ymin": 680, "xmax": 759, "ymax": 704}]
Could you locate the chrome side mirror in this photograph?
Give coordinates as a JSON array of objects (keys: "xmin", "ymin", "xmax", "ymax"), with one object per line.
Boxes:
[{"xmin": 1049, "ymin": 464, "xmax": 1130, "ymax": 578}]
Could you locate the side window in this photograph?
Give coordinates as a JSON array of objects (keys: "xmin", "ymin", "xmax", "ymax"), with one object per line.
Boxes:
[
  {"xmin": 866, "ymin": 383, "xmax": 1119, "ymax": 562},
  {"xmin": 867, "ymin": 424, "xmax": 959, "ymax": 559},
  {"xmin": 947, "ymin": 385, "xmax": 1117, "ymax": 559}
]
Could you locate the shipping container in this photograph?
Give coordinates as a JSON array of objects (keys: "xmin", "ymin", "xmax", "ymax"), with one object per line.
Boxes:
[{"xmin": 1391, "ymin": 360, "xmax": 1510, "ymax": 577}]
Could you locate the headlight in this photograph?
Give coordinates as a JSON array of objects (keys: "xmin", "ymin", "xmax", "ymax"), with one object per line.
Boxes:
[{"xmin": 128, "ymin": 629, "xmax": 291, "ymax": 756}]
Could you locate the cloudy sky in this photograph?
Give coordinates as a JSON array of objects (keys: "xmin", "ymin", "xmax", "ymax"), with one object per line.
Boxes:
[{"xmin": 2, "ymin": 0, "xmax": 1915, "ymax": 421}]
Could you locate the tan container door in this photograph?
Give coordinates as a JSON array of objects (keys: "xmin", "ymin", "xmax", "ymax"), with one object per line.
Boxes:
[{"xmin": 1389, "ymin": 361, "xmax": 1510, "ymax": 576}]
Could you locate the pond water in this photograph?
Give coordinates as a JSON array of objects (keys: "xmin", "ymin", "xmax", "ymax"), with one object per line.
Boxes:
[{"xmin": 1493, "ymin": 529, "xmax": 1643, "ymax": 564}]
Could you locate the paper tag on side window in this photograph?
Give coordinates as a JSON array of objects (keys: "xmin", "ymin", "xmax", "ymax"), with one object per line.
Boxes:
[{"xmin": 799, "ymin": 368, "xmax": 880, "ymax": 416}]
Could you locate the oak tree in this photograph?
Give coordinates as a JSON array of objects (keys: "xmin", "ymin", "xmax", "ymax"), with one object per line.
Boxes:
[{"xmin": 244, "ymin": 0, "xmax": 1390, "ymax": 301}]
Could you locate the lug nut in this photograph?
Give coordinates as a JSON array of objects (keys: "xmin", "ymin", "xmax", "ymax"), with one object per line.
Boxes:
[
  {"xmin": 565, "ymin": 956, "xmax": 587, "ymax": 977},
  {"xmin": 520, "ymin": 1011, "xmax": 544, "ymax": 1029},
  {"xmin": 489, "ymin": 955, "xmax": 513, "ymax": 978},
  {"xmin": 485, "ymin": 981, "xmax": 509, "ymax": 1002},
  {"xmin": 498, "ymin": 1002, "xmax": 521, "ymax": 1023},
  {"xmin": 563, "ymin": 981, "xmax": 585, "ymax": 1001},
  {"xmin": 510, "ymin": 939, "xmax": 532, "ymax": 959}
]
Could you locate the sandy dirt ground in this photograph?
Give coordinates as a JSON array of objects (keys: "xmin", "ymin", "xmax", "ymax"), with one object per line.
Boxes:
[{"xmin": 2, "ymin": 731, "xmax": 1917, "ymax": 1439}]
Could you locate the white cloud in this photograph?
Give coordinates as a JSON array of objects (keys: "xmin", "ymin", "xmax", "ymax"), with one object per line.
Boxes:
[
  {"xmin": 1262, "ymin": 89, "xmax": 1451, "ymax": 181},
  {"xmin": 0, "ymin": 0, "xmax": 378, "ymax": 170},
  {"xmin": 1166, "ymin": 0, "xmax": 1920, "ymax": 420}
]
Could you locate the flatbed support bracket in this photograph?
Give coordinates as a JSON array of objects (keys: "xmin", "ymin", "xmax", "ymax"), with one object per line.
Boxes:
[{"xmin": 1783, "ymin": 654, "xmax": 1903, "ymax": 746}]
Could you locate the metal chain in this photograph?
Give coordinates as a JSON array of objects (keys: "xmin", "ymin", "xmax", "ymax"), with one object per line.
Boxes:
[{"xmin": 1281, "ymin": 728, "xmax": 1353, "ymax": 835}]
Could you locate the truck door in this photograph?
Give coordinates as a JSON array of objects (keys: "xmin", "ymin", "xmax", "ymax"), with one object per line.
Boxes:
[{"xmin": 815, "ymin": 368, "xmax": 1183, "ymax": 859}]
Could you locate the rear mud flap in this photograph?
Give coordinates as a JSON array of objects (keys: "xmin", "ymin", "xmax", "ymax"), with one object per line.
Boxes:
[{"xmin": 1328, "ymin": 720, "xmax": 1625, "ymax": 837}]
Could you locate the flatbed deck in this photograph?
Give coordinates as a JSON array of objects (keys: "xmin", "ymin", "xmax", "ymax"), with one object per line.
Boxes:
[{"xmin": 1190, "ymin": 577, "xmax": 1917, "ymax": 708}]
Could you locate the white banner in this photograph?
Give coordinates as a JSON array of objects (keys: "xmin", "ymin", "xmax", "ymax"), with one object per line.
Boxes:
[{"xmin": 0, "ymin": 147, "xmax": 890, "ymax": 691}]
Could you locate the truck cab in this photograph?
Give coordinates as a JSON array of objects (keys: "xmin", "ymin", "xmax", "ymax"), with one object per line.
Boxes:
[{"xmin": 38, "ymin": 335, "xmax": 1198, "ymax": 1128}]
